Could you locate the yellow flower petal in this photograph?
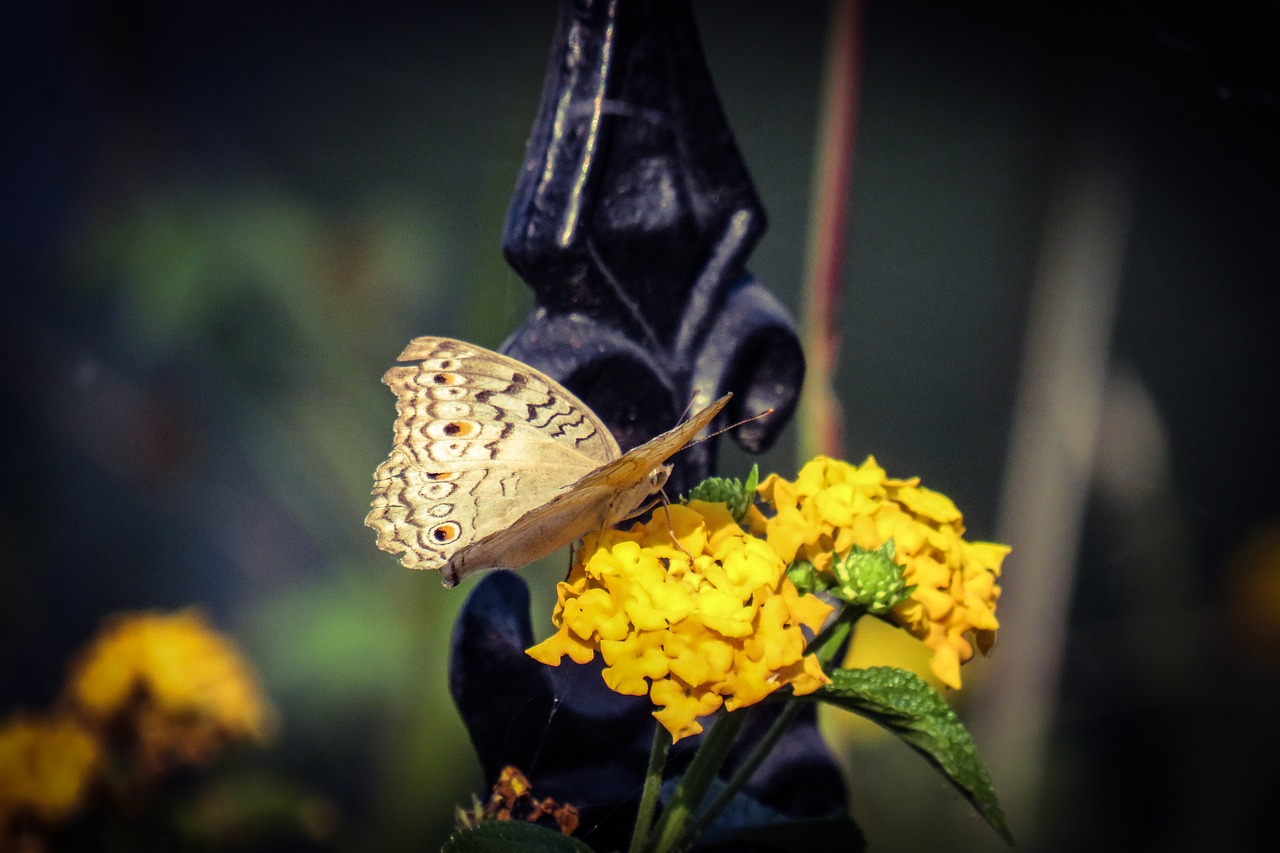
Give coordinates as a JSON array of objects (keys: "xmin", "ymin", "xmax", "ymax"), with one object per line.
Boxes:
[
  {"xmin": 527, "ymin": 626, "xmax": 596, "ymax": 666},
  {"xmin": 665, "ymin": 622, "xmax": 734, "ymax": 687},
  {"xmin": 779, "ymin": 579, "xmax": 835, "ymax": 635},
  {"xmin": 722, "ymin": 649, "xmax": 778, "ymax": 711},
  {"xmin": 601, "ymin": 632, "xmax": 670, "ymax": 695},
  {"xmin": 650, "ymin": 679, "xmax": 723, "ymax": 743},
  {"xmin": 779, "ymin": 653, "xmax": 832, "ymax": 697},
  {"xmin": 0, "ymin": 715, "xmax": 100, "ymax": 824},
  {"xmin": 894, "ymin": 484, "xmax": 963, "ymax": 525}
]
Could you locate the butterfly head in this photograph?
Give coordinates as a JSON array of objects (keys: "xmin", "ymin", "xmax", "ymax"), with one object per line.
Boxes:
[{"xmin": 650, "ymin": 463, "xmax": 672, "ymax": 492}]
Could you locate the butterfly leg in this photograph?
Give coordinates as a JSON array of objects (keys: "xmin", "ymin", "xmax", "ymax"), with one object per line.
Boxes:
[
  {"xmin": 565, "ymin": 540, "xmax": 578, "ymax": 582},
  {"xmin": 596, "ymin": 494, "xmax": 696, "ymax": 563},
  {"xmin": 654, "ymin": 490, "xmax": 695, "ymax": 561}
]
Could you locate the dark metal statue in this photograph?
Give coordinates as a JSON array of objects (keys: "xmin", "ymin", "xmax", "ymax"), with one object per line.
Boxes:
[
  {"xmin": 500, "ymin": 0, "xmax": 805, "ymax": 494},
  {"xmin": 451, "ymin": 2, "xmax": 838, "ymax": 848}
]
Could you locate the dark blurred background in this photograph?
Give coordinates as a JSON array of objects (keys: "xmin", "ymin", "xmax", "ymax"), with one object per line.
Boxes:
[{"xmin": 3, "ymin": 0, "xmax": 1277, "ymax": 850}]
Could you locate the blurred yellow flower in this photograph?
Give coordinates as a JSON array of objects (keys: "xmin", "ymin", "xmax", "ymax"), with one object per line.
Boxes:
[
  {"xmin": 528, "ymin": 502, "xmax": 832, "ymax": 742},
  {"xmin": 754, "ymin": 456, "xmax": 1008, "ymax": 689},
  {"xmin": 66, "ymin": 610, "xmax": 274, "ymax": 772},
  {"xmin": 0, "ymin": 714, "xmax": 100, "ymax": 826}
]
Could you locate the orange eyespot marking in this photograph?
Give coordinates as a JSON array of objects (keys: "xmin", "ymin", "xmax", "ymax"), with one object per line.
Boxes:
[
  {"xmin": 430, "ymin": 522, "xmax": 461, "ymax": 544},
  {"xmin": 432, "ymin": 371, "xmax": 463, "ymax": 386},
  {"xmin": 426, "ymin": 471, "xmax": 456, "ymax": 481},
  {"xmin": 443, "ymin": 421, "xmax": 477, "ymax": 437}
]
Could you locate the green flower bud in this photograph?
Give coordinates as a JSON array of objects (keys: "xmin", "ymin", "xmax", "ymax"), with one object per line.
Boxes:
[
  {"xmin": 786, "ymin": 559, "xmax": 827, "ymax": 595},
  {"xmin": 683, "ymin": 465, "xmax": 760, "ymax": 522},
  {"xmin": 830, "ymin": 539, "xmax": 912, "ymax": 614}
]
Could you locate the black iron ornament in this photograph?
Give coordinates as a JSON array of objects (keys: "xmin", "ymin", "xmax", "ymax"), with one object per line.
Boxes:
[
  {"xmin": 501, "ymin": 0, "xmax": 805, "ymax": 495},
  {"xmin": 449, "ymin": 2, "xmax": 841, "ymax": 847}
]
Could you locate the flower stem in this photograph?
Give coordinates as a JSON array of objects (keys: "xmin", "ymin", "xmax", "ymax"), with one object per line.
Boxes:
[
  {"xmin": 647, "ymin": 710, "xmax": 747, "ymax": 852},
  {"xmin": 812, "ymin": 605, "xmax": 859, "ymax": 667},
  {"xmin": 675, "ymin": 605, "xmax": 860, "ymax": 844},
  {"xmin": 629, "ymin": 723, "xmax": 673, "ymax": 853},
  {"xmin": 683, "ymin": 699, "xmax": 804, "ymax": 843}
]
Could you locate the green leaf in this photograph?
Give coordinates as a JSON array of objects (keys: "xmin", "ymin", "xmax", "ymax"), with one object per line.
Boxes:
[
  {"xmin": 815, "ymin": 667, "xmax": 1014, "ymax": 845},
  {"xmin": 710, "ymin": 815, "xmax": 866, "ymax": 852},
  {"xmin": 443, "ymin": 821, "xmax": 596, "ymax": 853}
]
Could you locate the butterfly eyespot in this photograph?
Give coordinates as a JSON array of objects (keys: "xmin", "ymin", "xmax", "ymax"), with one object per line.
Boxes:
[
  {"xmin": 426, "ymin": 471, "xmax": 456, "ymax": 481},
  {"xmin": 432, "ymin": 371, "xmax": 463, "ymax": 386},
  {"xmin": 443, "ymin": 420, "xmax": 477, "ymax": 437},
  {"xmin": 430, "ymin": 522, "xmax": 461, "ymax": 544}
]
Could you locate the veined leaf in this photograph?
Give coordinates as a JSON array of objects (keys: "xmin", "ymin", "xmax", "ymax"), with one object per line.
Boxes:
[{"xmin": 814, "ymin": 667, "xmax": 1013, "ymax": 845}]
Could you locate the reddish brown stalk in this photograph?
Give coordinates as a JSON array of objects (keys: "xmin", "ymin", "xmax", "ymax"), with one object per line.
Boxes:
[{"xmin": 799, "ymin": 0, "xmax": 863, "ymax": 461}]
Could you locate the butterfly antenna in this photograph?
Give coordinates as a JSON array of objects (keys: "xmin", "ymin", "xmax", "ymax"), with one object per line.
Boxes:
[
  {"xmin": 689, "ymin": 406, "xmax": 777, "ymax": 447},
  {"xmin": 675, "ymin": 394, "xmax": 699, "ymax": 424}
]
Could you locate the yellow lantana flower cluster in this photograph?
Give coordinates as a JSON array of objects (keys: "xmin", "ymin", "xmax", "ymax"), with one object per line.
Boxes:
[
  {"xmin": 753, "ymin": 456, "xmax": 1008, "ymax": 690},
  {"xmin": 528, "ymin": 502, "xmax": 833, "ymax": 742},
  {"xmin": 67, "ymin": 609, "xmax": 274, "ymax": 773},
  {"xmin": 1, "ymin": 609, "xmax": 273, "ymax": 841},
  {"xmin": 0, "ymin": 716, "xmax": 100, "ymax": 828}
]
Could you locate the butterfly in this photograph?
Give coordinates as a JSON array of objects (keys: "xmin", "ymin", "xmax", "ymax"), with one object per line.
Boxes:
[{"xmin": 365, "ymin": 336, "xmax": 731, "ymax": 587}]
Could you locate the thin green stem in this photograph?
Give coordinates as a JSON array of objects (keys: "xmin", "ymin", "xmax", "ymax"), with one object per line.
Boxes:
[
  {"xmin": 673, "ymin": 605, "xmax": 860, "ymax": 846},
  {"xmin": 647, "ymin": 710, "xmax": 747, "ymax": 852},
  {"xmin": 682, "ymin": 699, "xmax": 804, "ymax": 844},
  {"xmin": 629, "ymin": 723, "xmax": 673, "ymax": 853},
  {"xmin": 812, "ymin": 605, "xmax": 859, "ymax": 666}
]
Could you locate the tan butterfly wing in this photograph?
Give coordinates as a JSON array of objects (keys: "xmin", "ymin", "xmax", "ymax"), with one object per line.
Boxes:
[
  {"xmin": 365, "ymin": 335, "xmax": 731, "ymax": 587},
  {"xmin": 438, "ymin": 392, "xmax": 730, "ymax": 586},
  {"xmin": 366, "ymin": 337, "xmax": 621, "ymax": 575}
]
